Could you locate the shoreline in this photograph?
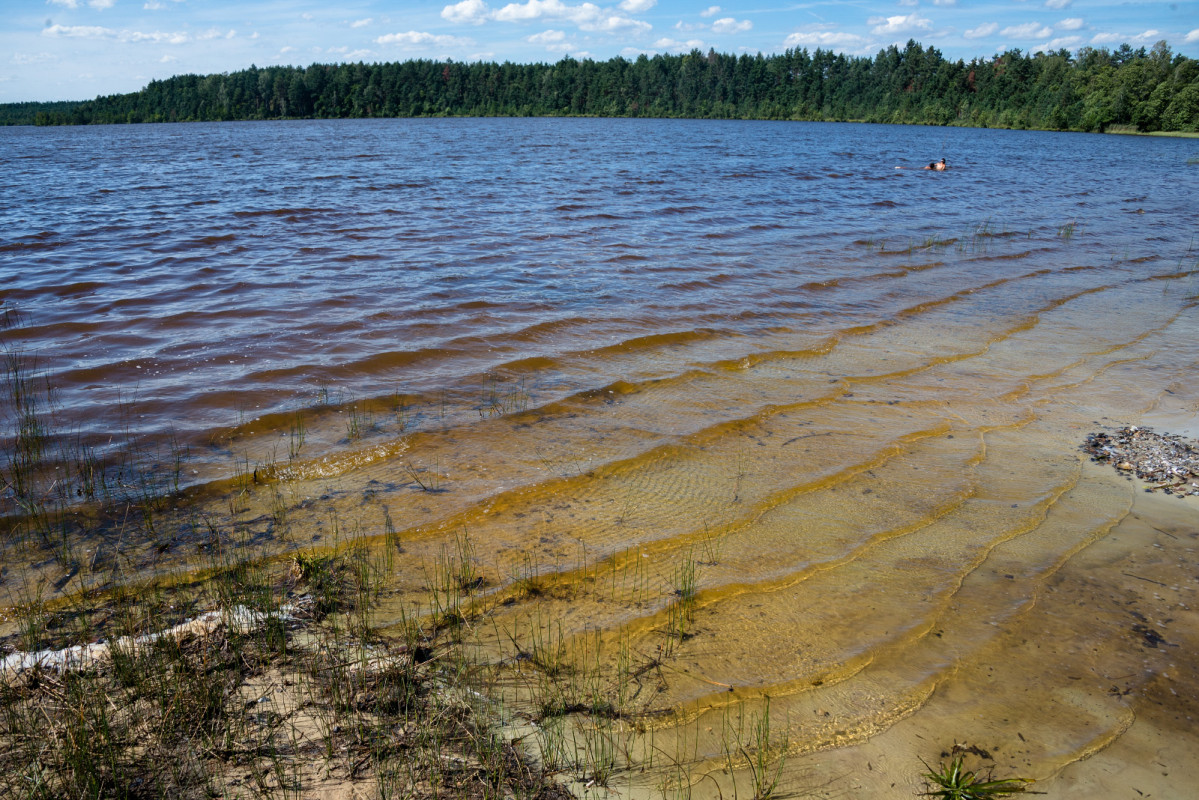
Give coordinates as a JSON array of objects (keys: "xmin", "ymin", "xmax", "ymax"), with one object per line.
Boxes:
[{"xmin": 1106, "ymin": 125, "xmax": 1199, "ymax": 139}]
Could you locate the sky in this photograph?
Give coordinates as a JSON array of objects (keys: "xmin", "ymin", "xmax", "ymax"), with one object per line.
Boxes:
[{"xmin": 3, "ymin": 0, "xmax": 1198, "ymax": 102}]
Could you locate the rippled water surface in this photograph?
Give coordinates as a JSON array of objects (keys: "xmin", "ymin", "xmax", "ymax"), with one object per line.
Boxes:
[{"xmin": 2, "ymin": 118, "xmax": 1199, "ymax": 797}]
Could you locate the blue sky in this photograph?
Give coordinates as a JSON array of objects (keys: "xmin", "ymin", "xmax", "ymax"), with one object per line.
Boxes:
[{"xmin": 4, "ymin": 0, "xmax": 1198, "ymax": 102}]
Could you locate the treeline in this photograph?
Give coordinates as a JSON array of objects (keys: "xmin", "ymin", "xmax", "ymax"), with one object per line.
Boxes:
[{"xmin": 5, "ymin": 39, "xmax": 1198, "ymax": 132}]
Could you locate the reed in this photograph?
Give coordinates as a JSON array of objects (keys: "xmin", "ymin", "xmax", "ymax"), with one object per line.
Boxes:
[
  {"xmin": 740, "ymin": 698, "xmax": 788, "ymax": 800},
  {"xmin": 405, "ymin": 458, "xmax": 444, "ymax": 492},
  {"xmin": 662, "ymin": 547, "xmax": 700, "ymax": 656},
  {"xmin": 0, "ymin": 530, "xmax": 565, "ymax": 800},
  {"xmin": 0, "ymin": 312, "xmax": 579, "ymax": 800},
  {"xmin": 423, "ymin": 527, "xmax": 481, "ymax": 632},
  {"xmin": 287, "ymin": 411, "xmax": 306, "ymax": 461},
  {"xmin": 391, "ymin": 389, "xmax": 413, "ymax": 431},
  {"xmin": 478, "ymin": 373, "xmax": 532, "ymax": 418},
  {"xmin": 345, "ymin": 397, "xmax": 375, "ymax": 441},
  {"xmin": 698, "ymin": 522, "xmax": 725, "ymax": 566}
]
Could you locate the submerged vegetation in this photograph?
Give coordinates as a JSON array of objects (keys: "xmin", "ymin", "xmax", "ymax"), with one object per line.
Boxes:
[
  {"xmin": 0, "ymin": 310, "xmax": 569, "ymax": 799},
  {"xmin": 0, "ymin": 296, "xmax": 1061, "ymax": 798},
  {"xmin": 3, "ymin": 39, "xmax": 1198, "ymax": 133}
]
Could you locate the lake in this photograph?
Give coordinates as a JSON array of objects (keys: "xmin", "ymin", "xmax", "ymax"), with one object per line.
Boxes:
[{"xmin": 2, "ymin": 118, "xmax": 1198, "ymax": 798}]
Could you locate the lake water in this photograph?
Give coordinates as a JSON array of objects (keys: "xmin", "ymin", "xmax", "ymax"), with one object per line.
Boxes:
[{"xmin": 2, "ymin": 118, "xmax": 1199, "ymax": 798}]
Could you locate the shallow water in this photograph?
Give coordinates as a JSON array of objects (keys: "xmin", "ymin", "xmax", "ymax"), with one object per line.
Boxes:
[{"xmin": 2, "ymin": 118, "xmax": 1198, "ymax": 797}]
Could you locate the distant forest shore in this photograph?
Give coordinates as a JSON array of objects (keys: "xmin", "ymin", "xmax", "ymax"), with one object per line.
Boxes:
[{"xmin": 3, "ymin": 39, "xmax": 1197, "ymax": 133}]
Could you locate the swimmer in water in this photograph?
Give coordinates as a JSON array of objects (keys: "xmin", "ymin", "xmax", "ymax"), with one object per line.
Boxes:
[{"xmin": 895, "ymin": 158, "xmax": 949, "ymax": 170}]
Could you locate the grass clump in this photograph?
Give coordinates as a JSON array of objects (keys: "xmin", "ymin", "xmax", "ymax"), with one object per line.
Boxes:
[
  {"xmin": 921, "ymin": 754, "xmax": 1034, "ymax": 799},
  {"xmin": 0, "ymin": 547, "xmax": 571, "ymax": 800}
]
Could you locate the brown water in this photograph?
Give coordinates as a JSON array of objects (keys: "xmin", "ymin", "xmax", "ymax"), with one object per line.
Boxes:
[{"xmin": 2, "ymin": 119, "xmax": 1199, "ymax": 797}]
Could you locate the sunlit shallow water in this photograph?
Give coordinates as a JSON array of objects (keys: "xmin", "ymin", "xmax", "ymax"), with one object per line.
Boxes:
[{"xmin": 2, "ymin": 118, "xmax": 1198, "ymax": 797}]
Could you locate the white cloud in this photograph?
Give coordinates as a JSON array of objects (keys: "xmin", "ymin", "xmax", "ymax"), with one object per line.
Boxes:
[
  {"xmin": 868, "ymin": 14, "xmax": 931, "ymax": 36},
  {"xmin": 88, "ymin": 0, "xmax": 115, "ymax": 9},
  {"xmin": 43, "ymin": 24, "xmax": 114, "ymax": 37},
  {"xmin": 931, "ymin": 0, "xmax": 956, "ymax": 6},
  {"xmin": 653, "ymin": 37, "xmax": 705, "ymax": 52},
  {"xmin": 1043, "ymin": 0, "xmax": 1071, "ymax": 8},
  {"xmin": 1033, "ymin": 35, "xmax": 1082, "ymax": 52},
  {"xmin": 1002, "ymin": 23, "xmax": 1053, "ymax": 38},
  {"xmin": 159, "ymin": 54, "xmax": 176, "ymax": 62},
  {"xmin": 699, "ymin": 6, "xmax": 720, "ymax": 17},
  {"xmin": 279, "ymin": 46, "xmax": 295, "ymax": 53},
  {"xmin": 592, "ymin": 15, "xmax": 651, "ymax": 32},
  {"xmin": 46, "ymin": 0, "xmax": 80, "ymax": 8},
  {"xmin": 376, "ymin": 30, "xmax": 473, "ymax": 47},
  {"xmin": 1091, "ymin": 30, "xmax": 1161, "ymax": 46},
  {"xmin": 619, "ymin": 0, "xmax": 654, "ymax": 12},
  {"xmin": 783, "ymin": 30, "xmax": 868, "ymax": 48},
  {"xmin": 711, "ymin": 17, "xmax": 751, "ymax": 35},
  {"xmin": 324, "ymin": 47, "xmax": 376, "ymax": 60},
  {"xmin": 350, "ymin": 18, "xmax": 373, "ymax": 28},
  {"xmin": 528, "ymin": 28, "xmax": 566, "ymax": 42},
  {"xmin": 134, "ymin": 30, "xmax": 188, "ymax": 42},
  {"xmin": 41, "ymin": 24, "xmax": 194, "ymax": 43},
  {"xmin": 196, "ymin": 28, "xmax": 235, "ymax": 40},
  {"xmin": 12, "ymin": 52, "xmax": 56, "ymax": 64},
  {"xmin": 1186, "ymin": 29, "xmax": 1199, "ymax": 44},
  {"xmin": 144, "ymin": 1, "xmax": 164, "ymax": 7},
  {"xmin": 493, "ymin": 0, "xmax": 565, "ymax": 21},
  {"xmin": 441, "ymin": 0, "xmax": 646, "ymax": 33},
  {"xmin": 442, "ymin": 0, "xmax": 491, "ymax": 24},
  {"xmin": 964, "ymin": 22, "xmax": 998, "ymax": 39},
  {"xmin": 898, "ymin": 0, "xmax": 917, "ymax": 6},
  {"xmin": 1057, "ymin": 18, "xmax": 1083, "ymax": 31}
]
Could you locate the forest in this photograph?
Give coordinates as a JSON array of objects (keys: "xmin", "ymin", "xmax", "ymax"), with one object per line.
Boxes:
[{"xmin": 3, "ymin": 39, "xmax": 1198, "ymax": 132}]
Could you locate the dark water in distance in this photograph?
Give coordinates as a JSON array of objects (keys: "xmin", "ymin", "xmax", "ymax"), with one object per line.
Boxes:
[{"xmin": 1, "ymin": 118, "xmax": 1196, "ymax": 453}]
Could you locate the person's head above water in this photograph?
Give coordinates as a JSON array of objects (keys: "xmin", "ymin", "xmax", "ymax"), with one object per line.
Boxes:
[{"xmin": 924, "ymin": 158, "xmax": 948, "ymax": 171}]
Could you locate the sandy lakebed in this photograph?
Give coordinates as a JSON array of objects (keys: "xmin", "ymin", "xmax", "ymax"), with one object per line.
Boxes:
[{"xmin": 2, "ymin": 118, "xmax": 1198, "ymax": 798}]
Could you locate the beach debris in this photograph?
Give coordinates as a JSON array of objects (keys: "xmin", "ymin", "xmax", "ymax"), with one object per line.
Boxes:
[
  {"xmin": 0, "ymin": 598, "xmax": 311, "ymax": 676},
  {"xmin": 1083, "ymin": 426, "xmax": 1199, "ymax": 496}
]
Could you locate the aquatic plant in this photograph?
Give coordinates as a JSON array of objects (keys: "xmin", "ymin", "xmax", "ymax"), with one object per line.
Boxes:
[
  {"xmin": 287, "ymin": 411, "xmax": 306, "ymax": 460},
  {"xmin": 345, "ymin": 397, "xmax": 376, "ymax": 441},
  {"xmin": 478, "ymin": 373, "xmax": 532, "ymax": 418},
  {"xmin": 720, "ymin": 697, "xmax": 788, "ymax": 800},
  {"xmin": 404, "ymin": 459, "xmax": 443, "ymax": 492},
  {"xmin": 921, "ymin": 755, "xmax": 1033, "ymax": 799}
]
